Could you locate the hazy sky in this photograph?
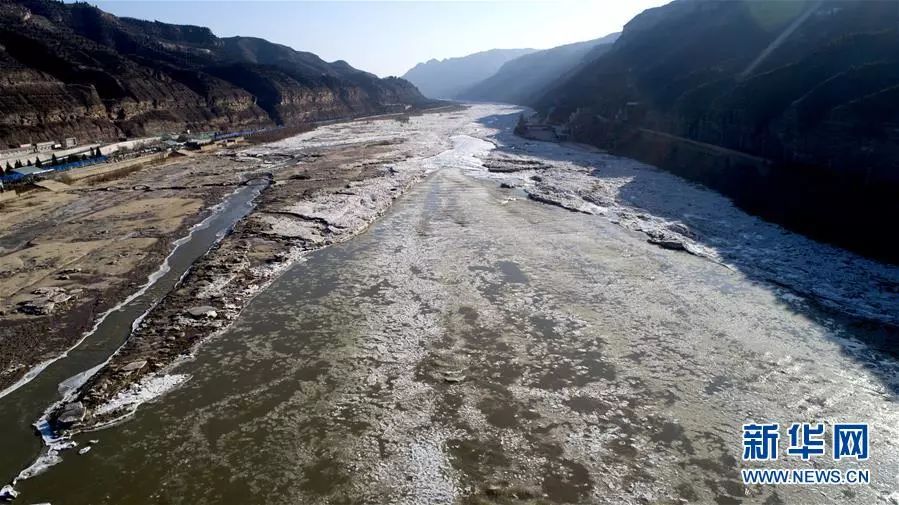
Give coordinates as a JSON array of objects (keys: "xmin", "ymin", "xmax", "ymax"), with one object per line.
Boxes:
[{"xmin": 89, "ymin": 1, "xmax": 669, "ymax": 77}]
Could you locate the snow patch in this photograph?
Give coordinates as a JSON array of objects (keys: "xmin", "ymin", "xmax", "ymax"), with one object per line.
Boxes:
[{"xmin": 94, "ymin": 373, "xmax": 190, "ymax": 419}]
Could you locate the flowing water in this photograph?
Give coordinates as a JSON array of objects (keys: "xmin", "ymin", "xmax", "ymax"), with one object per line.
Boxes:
[
  {"xmin": 0, "ymin": 181, "xmax": 265, "ymax": 488},
  {"xmin": 3, "ymin": 107, "xmax": 899, "ymax": 504},
  {"xmin": 6, "ymin": 160, "xmax": 899, "ymax": 504}
]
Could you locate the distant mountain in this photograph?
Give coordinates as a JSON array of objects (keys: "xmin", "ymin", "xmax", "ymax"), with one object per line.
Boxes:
[
  {"xmin": 0, "ymin": 0, "xmax": 429, "ymax": 148},
  {"xmin": 459, "ymin": 32, "xmax": 619, "ymax": 105},
  {"xmin": 401, "ymin": 48, "xmax": 536, "ymax": 99},
  {"xmin": 533, "ymin": 0, "xmax": 899, "ymax": 261}
]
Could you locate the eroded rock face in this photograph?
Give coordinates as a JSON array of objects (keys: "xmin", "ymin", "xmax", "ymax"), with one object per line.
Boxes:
[
  {"xmin": 0, "ymin": 0, "xmax": 431, "ymax": 147},
  {"xmin": 57, "ymin": 401, "xmax": 85, "ymax": 426},
  {"xmin": 533, "ymin": 0, "xmax": 899, "ymax": 262},
  {"xmin": 16, "ymin": 287, "xmax": 77, "ymax": 315}
]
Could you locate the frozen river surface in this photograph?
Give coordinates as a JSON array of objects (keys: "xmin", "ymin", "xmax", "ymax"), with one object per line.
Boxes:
[{"xmin": 9, "ymin": 105, "xmax": 899, "ymax": 504}]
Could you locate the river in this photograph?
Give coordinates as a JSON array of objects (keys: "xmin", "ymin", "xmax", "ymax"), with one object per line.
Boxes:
[
  {"xmin": 0, "ymin": 182, "xmax": 266, "ymax": 494},
  {"xmin": 4, "ymin": 106, "xmax": 899, "ymax": 504}
]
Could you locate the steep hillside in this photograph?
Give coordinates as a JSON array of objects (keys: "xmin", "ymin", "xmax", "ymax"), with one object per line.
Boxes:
[
  {"xmin": 0, "ymin": 0, "xmax": 429, "ymax": 148},
  {"xmin": 534, "ymin": 0, "xmax": 899, "ymax": 262},
  {"xmin": 459, "ymin": 32, "xmax": 619, "ymax": 105},
  {"xmin": 539, "ymin": 0, "xmax": 899, "ymax": 180},
  {"xmin": 401, "ymin": 48, "xmax": 535, "ymax": 99}
]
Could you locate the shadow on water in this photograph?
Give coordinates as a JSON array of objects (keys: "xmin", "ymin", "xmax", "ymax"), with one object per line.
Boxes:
[{"xmin": 476, "ymin": 110, "xmax": 899, "ymax": 397}]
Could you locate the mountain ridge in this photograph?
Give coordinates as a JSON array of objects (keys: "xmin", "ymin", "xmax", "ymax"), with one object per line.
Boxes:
[
  {"xmin": 459, "ymin": 32, "xmax": 620, "ymax": 105},
  {"xmin": 401, "ymin": 48, "xmax": 536, "ymax": 99},
  {"xmin": 0, "ymin": 0, "xmax": 429, "ymax": 148},
  {"xmin": 530, "ymin": 0, "xmax": 899, "ymax": 262}
]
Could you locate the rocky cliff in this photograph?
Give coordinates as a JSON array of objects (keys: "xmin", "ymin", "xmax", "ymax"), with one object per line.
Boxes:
[
  {"xmin": 0, "ymin": 0, "xmax": 429, "ymax": 148},
  {"xmin": 534, "ymin": 0, "xmax": 899, "ymax": 262}
]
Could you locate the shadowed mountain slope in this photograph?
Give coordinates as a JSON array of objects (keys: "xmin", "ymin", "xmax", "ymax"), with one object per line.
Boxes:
[
  {"xmin": 531, "ymin": 0, "xmax": 899, "ymax": 262},
  {"xmin": 459, "ymin": 32, "xmax": 619, "ymax": 105}
]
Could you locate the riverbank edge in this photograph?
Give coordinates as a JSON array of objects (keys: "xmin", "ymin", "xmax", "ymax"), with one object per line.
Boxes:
[
  {"xmin": 46, "ymin": 128, "xmax": 443, "ymax": 439},
  {"xmin": 0, "ymin": 179, "xmax": 236, "ymax": 396}
]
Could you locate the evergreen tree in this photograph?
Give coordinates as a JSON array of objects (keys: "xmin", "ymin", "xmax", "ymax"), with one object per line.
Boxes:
[
  {"xmin": 35, "ymin": 158, "xmax": 43, "ymax": 168},
  {"xmin": 51, "ymin": 154, "xmax": 58, "ymax": 165},
  {"xmin": 4, "ymin": 162, "xmax": 11, "ymax": 172},
  {"xmin": 14, "ymin": 160, "xmax": 22, "ymax": 169},
  {"xmin": 26, "ymin": 159, "xmax": 32, "ymax": 166}
]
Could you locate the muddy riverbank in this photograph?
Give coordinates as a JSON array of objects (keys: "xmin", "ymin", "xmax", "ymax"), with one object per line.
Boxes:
[
  {"xmin": 0, "ymin": 107, "xmax": 493, "ymax": 491},
  {"xmin": 59, "ymin": 137, "xmax": 434, "ymax": 429},
  {"xmin": 0, "ymin": 107, "xmax": 462, "ymax": 396},
  {"xmin": 0, "ymin": 152, "xmax": 245, "ymax": 394}
]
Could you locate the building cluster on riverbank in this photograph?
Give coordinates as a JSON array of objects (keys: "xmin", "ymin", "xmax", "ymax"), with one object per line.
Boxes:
[{"xmin": 0, "ymin": 127, "xmax": 267, "ymax": 193}]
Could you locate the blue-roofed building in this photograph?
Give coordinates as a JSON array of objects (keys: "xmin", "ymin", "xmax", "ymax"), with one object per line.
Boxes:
[{"xmin": 11, "ymin": 166, "xmax": 53, "ymax": 177}]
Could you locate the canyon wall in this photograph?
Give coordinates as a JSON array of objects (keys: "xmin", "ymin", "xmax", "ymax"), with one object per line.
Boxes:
[
  {"xmin": 537, "ymin": 0, "xmax": 899, "ymax": 262},
  {"xmin": 0, "ymin": 0, "xmax": 429, "ymax": 148}
]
